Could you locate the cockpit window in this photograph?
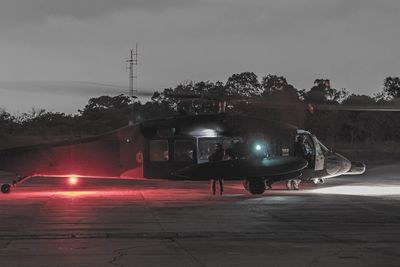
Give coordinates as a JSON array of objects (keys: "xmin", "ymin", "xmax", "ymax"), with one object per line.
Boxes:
[
  {"xmin": 305, "ymin": 136, "xmax": 315, "ymax": 155},
  {"xmin": 149, "ymin": 140, "xmax": 169, "ymax": 162},
  {"xmin": 174, "ymin": 140, "xmax": 194, "ymax": 162},
  {"xmin": 315, "ymin": 142, "xmax": 323, "ymax": 155},
  {"xmin": 318, "ymin": 141, "xmax": 330, "ymax": 154},
  {"xmin": 295, "ymin": 134, "xmax": 315, "ymax": 156}
]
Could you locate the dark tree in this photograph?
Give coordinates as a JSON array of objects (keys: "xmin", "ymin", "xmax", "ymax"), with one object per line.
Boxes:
[
  {"xmin": 78, "ymin": 95, "xmax": 134, "ymax": 133},
  {"xmin": 325, "ymin": 88, "xmax": 349, "ymax": 103},
  {"xmin": 0, "ymin": 109, "xmax": 15, "ymax": 135},
  {"xmin": 153, "ymin": 81, "xmax": 227, "ymax": 115},
  {"xmin": 261, "ymin": 74, "xmax": 289, "ymax": 95},
  {"xmin": 79, "ymin": 94, "xmax": 132, "ymax": 114},
  {"xmin": 302, "ymin": 79, "xmax": 330, "ymax": 103},
  {"xmin": 302, "ymin": 79, "xmax": 348, "ymax": 104},
  {"xmin": 339, "ymin": 95, "xmax": 377, "ymax": 143},
  {"xmin": 341, "ymin": 94, "xmax": 376, "ymax": 106},
  {"xmin": 225, "ymin": 72, "xmax": 261, "ymax": 97},
  {"xmin": 383, "ymin": 76, "xmax": 400, "ymax": 99}
]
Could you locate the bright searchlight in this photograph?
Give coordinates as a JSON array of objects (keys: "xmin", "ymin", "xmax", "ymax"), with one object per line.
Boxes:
[{"xmin": 313, "ymin": 185, "xmax": 400, "ymax": 196}]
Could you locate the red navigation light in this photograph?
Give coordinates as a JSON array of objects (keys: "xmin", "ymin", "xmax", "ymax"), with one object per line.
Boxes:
[
  {"xmin": 308, "ymin": 103, "xmax": 315, "ymax": 114},
  {"xmin": 68, "ymin": 176, "xmax": 79, "ymax": 185}
]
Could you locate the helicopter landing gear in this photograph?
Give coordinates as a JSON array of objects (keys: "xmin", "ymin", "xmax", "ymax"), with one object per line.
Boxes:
[
  {"xmin": 286, "ymin": 179, "xmax": 301, "ymax": 190},
  {"xmin": 1, "ymin": 176, "xmax": 32, "ymax": 194},
  {"xmin": 1, "ymin": 184, "xmax": 11, "ymax": 194},
  {"xmin": 312, "ymin": 178, "xmax": 325, "ymax": 184},
  {"xmin": 265, "ymin": 180, "xmax": 272, "ymax": 190},
  {"xmin": 243, "ymin": 178, "xmax": 266, "ymax": 195}
]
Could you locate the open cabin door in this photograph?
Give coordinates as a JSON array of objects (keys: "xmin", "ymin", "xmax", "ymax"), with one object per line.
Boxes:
[
  {"xmin": 312, "ymin": 136, "xmax": 325, "ymax": 171},
  {"xmin": 295, "ymin": 133, "xmax": 324, "ymax": 171}
]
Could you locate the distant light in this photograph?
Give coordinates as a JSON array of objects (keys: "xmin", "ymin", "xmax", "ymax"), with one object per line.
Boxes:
[
  {"xmin": 313, "ymin": 185, "xmax": 400, "ymax": 196},
  {"xmin": 255, "ymin": 144, "xmax": 262, "ymax": 151},
  {"xmin": 68, "ymin": 176, "xmax": 79, "ymax": 186}
]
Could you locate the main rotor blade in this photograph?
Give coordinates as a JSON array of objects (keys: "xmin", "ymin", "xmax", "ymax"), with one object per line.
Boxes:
[
  {"xmin": 164, "ymin": 92, "xmax": 249, "ymax": 101},
  {"xmin": 232, "ymin": 99, "xmax": 400, "ymax": 112},
  {"xmin": 310, "ymin": 104, "xmax": 400, "ymax": 112},
  {"xmin": 0, "ymin": 81, "xmax": 155, "ymax": 97}
]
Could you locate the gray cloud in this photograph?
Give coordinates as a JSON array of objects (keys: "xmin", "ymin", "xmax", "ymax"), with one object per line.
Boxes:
[
  {"xmin": 1, "ymin": 0, "xmax": 400, "ymax": 113},
  {"xmin": 0, "ymin": 0, "xmax": 198, "ymax": 27}
]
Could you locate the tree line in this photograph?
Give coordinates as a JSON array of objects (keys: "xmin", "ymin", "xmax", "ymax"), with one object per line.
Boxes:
[{"xmin": 1, "ymin": 73, "xmax": 400, "ymax": 147}]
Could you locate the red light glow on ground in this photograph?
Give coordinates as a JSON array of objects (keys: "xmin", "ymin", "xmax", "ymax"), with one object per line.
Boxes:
[
  {"xmin": 68, "ymin": 176, "xmax": 79, "ymax": 185},
  {"xmin": 56, "ymin": 191, "xmax": 98, "ymax": 197}
]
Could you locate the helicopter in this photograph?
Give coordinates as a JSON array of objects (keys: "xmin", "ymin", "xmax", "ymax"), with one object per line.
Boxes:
[{"xmin": 0, "ymin": 111, "xmax": 365, "ymax": 195}]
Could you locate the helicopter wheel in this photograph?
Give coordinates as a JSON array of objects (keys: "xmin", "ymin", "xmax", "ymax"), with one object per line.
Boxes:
[
  {"xmin": 244, "ymin": 178, "xmax": 266, "ymax": 195},
  {"xmin": 1, "ymin": 184, "xmax": 11, "ymax": 194}
]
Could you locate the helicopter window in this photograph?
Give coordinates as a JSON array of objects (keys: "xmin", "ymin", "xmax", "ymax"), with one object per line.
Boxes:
[
  {"xmin": 149, "ymin": 140, "xmax": 169, "ymax": 162},
  {"xmin": 282, "ymin": 148, "xmax": 290, "ymax": 156},
  {"xmin": 174, "ymin": 140, "xmax": 194, "ymax": 162},
  {"xmin": 198, "ymin": 138, "xmax": 220, "ymax": 162}
]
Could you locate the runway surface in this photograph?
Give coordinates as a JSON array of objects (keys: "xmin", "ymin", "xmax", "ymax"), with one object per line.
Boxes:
[{"xmin": 0, "ymin": 164, "xmax": 400, "ymax": 267}]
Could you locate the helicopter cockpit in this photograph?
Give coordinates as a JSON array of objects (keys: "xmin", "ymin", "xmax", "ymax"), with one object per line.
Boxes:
[{"xmin": 295, "ymin": 130, "xmax": 325, "ymax": 171}]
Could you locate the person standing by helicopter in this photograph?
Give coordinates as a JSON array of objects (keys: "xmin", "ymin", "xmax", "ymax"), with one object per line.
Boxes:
[
  {"xmin": 288, "ymin": 135, "xmax": 309, "ymax": 190},
  {"xmin": 208, "ymin": 142, "xmax": 225, "ymax": 195}
]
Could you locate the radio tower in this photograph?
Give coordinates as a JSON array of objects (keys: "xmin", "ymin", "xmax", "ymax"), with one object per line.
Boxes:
[
  {"xmin": 126, "ymin": 44, "xmax": 138, "ymax": 125},
  {"xmin": 126, "ymin": 43, "xmax": 138, "ymax": 97}
]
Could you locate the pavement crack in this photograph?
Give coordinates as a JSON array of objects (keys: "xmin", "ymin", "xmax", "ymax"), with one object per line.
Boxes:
[
  {"xmin": 170, "ymin": 238, "xmax": 206, "ymax": 267},
  {"xmin": 108, "ymin": 246, "xmax": 141, "ymax": 267},
  {"xmin": 108, "ymin": 245, "xmax": 154, "ymax": 267},
  {"xmin": 307, "ymin": 257, "xmax": 319, "ymax": 267},
  {"xmin": 139, "ymin": 190, "xmax": 165, "ymax": 232},
  {"xmin": 109, "ymin": 250, "xmax": 125, "ymax": 267},
  {"xmin": 0, "ymin": 240, "xmax": 12, "ymax": 255}
]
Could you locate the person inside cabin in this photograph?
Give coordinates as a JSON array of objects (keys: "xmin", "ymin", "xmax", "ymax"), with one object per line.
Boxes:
[
  {"xmin": 294, "ymin": 135, "xmax": 308, "ymax": 158},
  {"xmin": 226, "ymin": 139, "xmax": 248, "ymax": 160}
]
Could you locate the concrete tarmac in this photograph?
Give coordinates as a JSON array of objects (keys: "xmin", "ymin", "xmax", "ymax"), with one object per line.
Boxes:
[{"xmin": 0, "ymin": 164, "xmax": 400, "ymax": 266}]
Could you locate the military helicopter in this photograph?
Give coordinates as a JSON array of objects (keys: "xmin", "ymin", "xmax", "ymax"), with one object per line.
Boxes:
[{"xmin": 0, "ymin": 98, "xmax": 366, "ymax": 195}]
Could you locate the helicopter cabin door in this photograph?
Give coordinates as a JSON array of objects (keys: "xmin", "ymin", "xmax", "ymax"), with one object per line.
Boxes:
[
  {"xmin": 295, "ymin": 133, "xmax": 324, "ymax": 171},
  {"xmin": 144, "ymin": 138, "xmax": 196, "ymax": 179},
  {"xmin": 312, "ymin": 135, "xmax": 325, "ymax": 171}
]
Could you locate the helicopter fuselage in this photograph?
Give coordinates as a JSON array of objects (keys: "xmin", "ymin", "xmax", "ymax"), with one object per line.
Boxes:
[{"xmin": 0, "ymin": 113, "xmax": 365, "ymax": 194}]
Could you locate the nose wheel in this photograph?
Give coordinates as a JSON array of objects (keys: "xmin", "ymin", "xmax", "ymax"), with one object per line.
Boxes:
[
  {"xmin": 1, "ymin": 176, "xmax": 32, "ymax": 194},
  {"xmin": 1, "ymin": 184, "xmax": 11, "ymax": 194}
]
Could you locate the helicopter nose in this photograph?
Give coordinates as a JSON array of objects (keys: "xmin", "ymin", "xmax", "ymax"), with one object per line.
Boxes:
[
  {"xmin": 347, "ymin": 161, "xmax": 366, "ymax": 175},
  {"xmin": 326, "ymin": 153, "xmax": 351, "ymax": 176},
  {"xmin": 342, "ymin": 157, "xmax": 352, "ymax": 173}
]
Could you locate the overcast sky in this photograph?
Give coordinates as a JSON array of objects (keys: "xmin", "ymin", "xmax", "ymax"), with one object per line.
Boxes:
[{"xmin": 0, "ymin": 0, "xmax": 399, "ymax": 114}]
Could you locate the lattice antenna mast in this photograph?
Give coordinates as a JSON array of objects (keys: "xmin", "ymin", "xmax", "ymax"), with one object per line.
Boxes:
[
  {"xmin": 126, "ymin": 43, "xmax": 138, "ymax": 97},
  {"xmin": 125, "ymin": 44, "xmax": 138, "ymax": 125}
]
